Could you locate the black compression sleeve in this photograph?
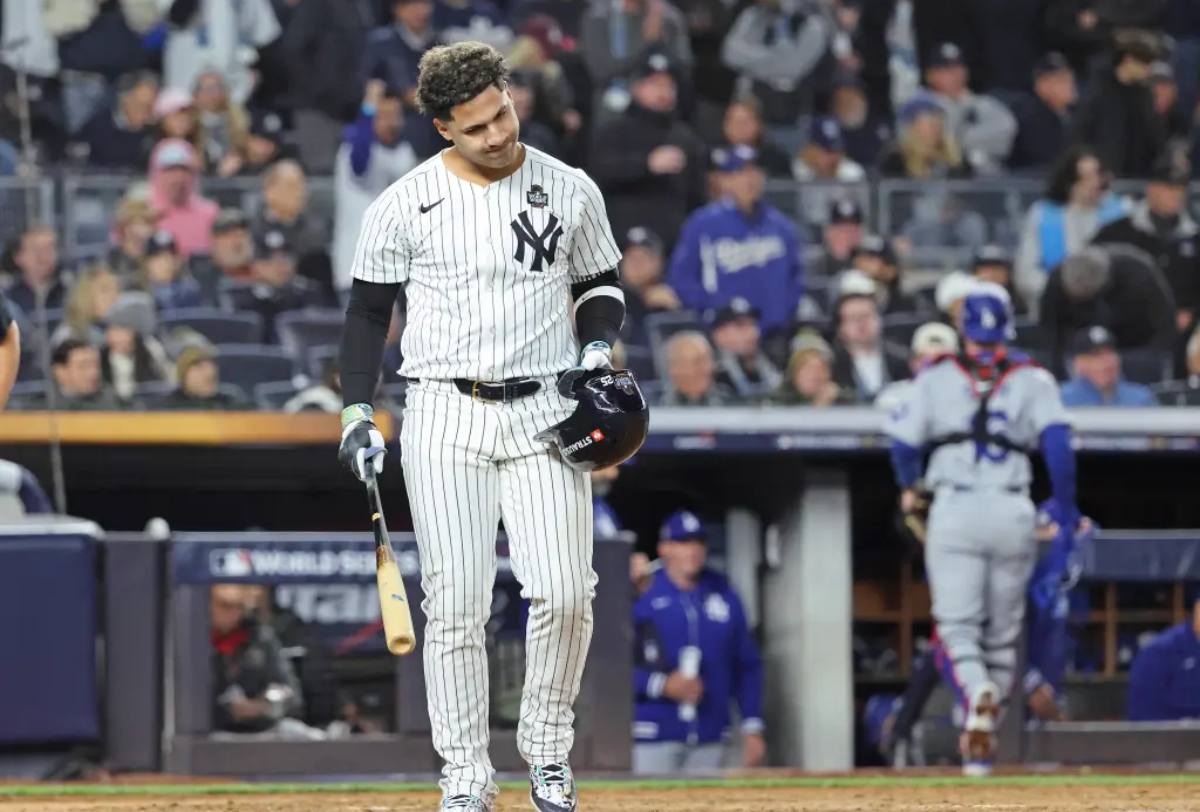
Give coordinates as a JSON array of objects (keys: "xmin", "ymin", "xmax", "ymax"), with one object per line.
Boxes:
[
  {"xmin": 572, "ymin": 269, "xmax": 625, "ymax": 350},
  {"xmin": 340, "ymin": 279, "xmax": 401, "ymax": 408}
]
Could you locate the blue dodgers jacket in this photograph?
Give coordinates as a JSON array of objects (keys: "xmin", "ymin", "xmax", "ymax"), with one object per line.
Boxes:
[
  {"xmin": 666, "ymin": 199, "xmax": 804, "ymax": 334},
  {"xmin": 633, "ymin": 568, "xmax": 764, "ymax": 745},
  {"xmin": 1127, "ymin": 621, "xmax": 1200, "ymax": 721}
]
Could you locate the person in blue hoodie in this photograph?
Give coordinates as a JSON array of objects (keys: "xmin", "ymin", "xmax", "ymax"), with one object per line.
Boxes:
[
  {"xmin": 1128, "ymin": 588, "xmax": 1200, "ymax": 721},
  {"xmin": 632, "ymin": 510, "xmax": 765, "ymax": 773},
  {"xmin": 666, "ymin": 145, "xmax": 804, "ymax": 340}
]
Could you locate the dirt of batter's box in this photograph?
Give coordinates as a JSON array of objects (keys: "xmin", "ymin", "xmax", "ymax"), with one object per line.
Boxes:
[{"xmin": 3, "ymin": 784, "xmax": 1200, "ymax": 812}]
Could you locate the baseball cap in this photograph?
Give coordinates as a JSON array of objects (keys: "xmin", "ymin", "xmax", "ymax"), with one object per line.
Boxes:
[
  {"xmin": 154, "ymin": 87, "xmax": 193, "ymax": 119},
  {"xmin": 213, "ymin": 208, "xmax": 250, "ymax": 235},
  {"xmin": 972, "ymin": 244, "xmax": 1013, "ymax": 270},
  {"xmin": 838, "ymin": 268, "xmax": 878, "ymax": 298},
  {"xmin": 711, "ymin": 144, "xmax": 758, "ymax": 172},
  {"xmin": 249, "ymin": 108, "xmax": 286, "ymax": 142},
  {"xmin": 1149, "ymin": 153, "xmax": 1190, "ymax": 186},
  {"xmin": 898, "ymin": 92, "xmax": 944, "ymax": 126},
  {"xmin": 853, "ymin": 233, "xmax": 895, "ymax": 265},
  {"xmin": 911, "ymin": 321, "xmax": 958, "ymax": 355},
  {"xmin": 828, "ymin": 198, "xmax": 863, "ymax": 225},
  {"xmin": 153, "ymin": 139, "xmax": 195, "ymax": 171},
  {"xmin": 1069, "ymin": 325, "xmax": 1117, "ymax": 357},
  {"xmin": 254, "ymin": 227, "xmax": 292, "ymax": 259},
  {"xmin": 809, "ymin": 116, "xmax": 844, "ymax": 152},
  {"xmin": 623, "ymin": 226, "xmax": 663, "ymax": 254},
  {"xmin": 934, "ymin": 271, "xmax": 976, "ymax": 314},
  {"xmin": 660, "ymin": 510, "xmax": 707, "ymax": 543},
  {"xmin": 709, "ymin": 296, "xmax": 759, "ymax": 328},
  {"xmin": 927, "ymin": 42, "xmax": 965, "ymax": 69},
  {"xmin": 145, "ymin": 229, "xmax": 178, "ymax": 256},
  {"xmin": 1150, "ymin": 60, "xmax": 1175, "ymax": 83},
  {"xmin": 1033, "ymin": 52, "xmax": 1071, "ymax": 79},
  {"xmin": 634, "ymin": 50, "xmax": 674, "ymax": 80}
]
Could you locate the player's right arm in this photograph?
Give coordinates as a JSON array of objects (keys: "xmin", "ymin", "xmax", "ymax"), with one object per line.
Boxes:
[
  {"xmin": 0, "ymin": 292, "xmax": 19, "ymax": 411},
  {"xmin": 337, "ymin": 190, "xmax": 407, "ymax": 480}
]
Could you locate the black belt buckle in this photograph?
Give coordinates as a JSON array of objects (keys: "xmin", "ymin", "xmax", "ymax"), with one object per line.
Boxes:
[{"xmin": 457, "ymin": 377, "xmax": 539, "ymax": 402}]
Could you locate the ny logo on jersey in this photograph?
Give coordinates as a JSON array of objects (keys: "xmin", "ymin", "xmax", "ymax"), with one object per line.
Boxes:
[{"xmin": 511, "ymin": 210, "xmax": 563, "ymax": 272}]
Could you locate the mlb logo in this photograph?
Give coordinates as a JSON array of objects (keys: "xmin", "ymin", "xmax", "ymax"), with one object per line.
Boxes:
[
  {"xmin": 526, "ymin": 185, "xmax": 548, "ymax": 208},
  {"xmin": 590, "ymin": 429, "xmax": 605, "ymax": 442},
  {"xmin": 210, "ymin": 548, "xmax": 252, "ymax": 577}
]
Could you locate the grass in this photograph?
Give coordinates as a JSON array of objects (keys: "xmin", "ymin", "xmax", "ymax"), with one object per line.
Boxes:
[{"xmin": 3, "ymin": 772, "xmax": 1200, "ymax": 797}]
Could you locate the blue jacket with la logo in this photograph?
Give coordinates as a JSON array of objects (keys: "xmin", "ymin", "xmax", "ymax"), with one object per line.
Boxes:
[
  {"xmin": 1128, "ymin": 621, "xmax": 1200, "ymax": 721},
  {"xmin": 632, "ymin": 568, "xmax": 764, "ymax": 744}
]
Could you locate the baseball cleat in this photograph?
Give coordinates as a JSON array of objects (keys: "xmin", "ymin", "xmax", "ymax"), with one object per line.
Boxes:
[
  {"xmin": 529, "ymin": 762, "xmax": 577, "ymax": 811},
  {"xmin": 441, "ymin": 794, "xmax": 493, "ymax": 811},
  {"xmin": 961, "ymin": 681, "xmax": 1000, "ymax": 776}
]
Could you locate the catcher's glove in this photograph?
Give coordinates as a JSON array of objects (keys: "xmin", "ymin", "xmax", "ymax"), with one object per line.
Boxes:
[{"xmin": 900, "ymin": 485, "xmax": 933, "ymax": 545}]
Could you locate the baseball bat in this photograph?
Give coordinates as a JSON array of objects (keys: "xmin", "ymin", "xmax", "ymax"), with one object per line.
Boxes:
[{"xmin": 365, "ymin": 468, "xmax": 416, "ymax": 656}]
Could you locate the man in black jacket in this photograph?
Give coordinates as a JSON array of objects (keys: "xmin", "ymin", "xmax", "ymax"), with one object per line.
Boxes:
[
  {"xmin": 76, "ymin": 71, "xmax": 158, "ymax": 170},
  {"xmin": 829, "ymin": 289, "xmax": 909, "ymax": 404},
  {"xmin": 1039, "ymin": 244, "xmax": 1176, "ymax": 377},
  {"xmin": 589, "ymin": 51, "xmax": 708, "ymax": 253},
  {"xmin": 1093, "ymin": 156, "xmax": 1200, "ymax": 336},
  {"xmin": 1009, "ymin": 53, "xmax": 1077, "ymax": 171}
]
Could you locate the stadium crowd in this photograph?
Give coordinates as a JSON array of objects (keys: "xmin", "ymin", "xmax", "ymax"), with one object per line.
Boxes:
[{"xmin": 3, "ymin": 0, "xmax": 1200, "ymax": 411}]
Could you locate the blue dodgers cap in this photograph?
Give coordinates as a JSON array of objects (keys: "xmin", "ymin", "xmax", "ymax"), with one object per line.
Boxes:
[
  {"xmin": 711, "ymin": 144, "xmax": 758, "ymax": 172},
  {"xmin": 809, "ymin": 116, "xmax": 845, "ymax": 151},
  {"xmin": 660, "ymin": 510, "xmax": 707, "ymax": 543},
  {"xmin": 898, "ymin": 91, "xmax": 945, "ymax": 126}
]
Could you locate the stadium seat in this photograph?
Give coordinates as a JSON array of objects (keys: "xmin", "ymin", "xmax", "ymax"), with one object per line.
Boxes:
[
  {"xmin": 1151, "ymin": 380, "xmax": 1189, "ymax": 406},
  {"xmin": 254, "ymin": 381, "xmax": 303, "ymax": 411},
  {"xmin": 162, "ymin": 308, "xmax": 264, "ymax": 346},
  {"xmin": 133, "ymin": 382, "xmax": 175, "ymax": 409},
  {"xmin": 216, "ymin": 344, "xmax": 300, "ymax": 390},
  {"xmin": 1119, "ymin": 349, "xmax": 1173, "ymax": 386},
  {"xmin": 306, "ymin": 344, "xmax": 339, "ymax": 380},
  {"xmin": 276, "ymin": 309, "xmax": 344, "ymax": 374},
  {"xmin": 881, "ymin": 314, "xmax": 926, "ymax": 349}
]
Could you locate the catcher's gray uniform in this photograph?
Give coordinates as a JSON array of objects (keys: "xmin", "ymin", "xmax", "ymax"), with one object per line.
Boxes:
[{"xmin": 886, "ymin": 356, "xmax": 1068, "ymax": 708}]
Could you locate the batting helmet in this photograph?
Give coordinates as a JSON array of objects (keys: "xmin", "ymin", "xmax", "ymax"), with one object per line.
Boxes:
[
  {"xmin": 960, "ymin": 281, "xmax": 1015, "ymax": 343},
  {"xmin": 534, "ymin": 369, "xmax": 649, "ymax": 472}
]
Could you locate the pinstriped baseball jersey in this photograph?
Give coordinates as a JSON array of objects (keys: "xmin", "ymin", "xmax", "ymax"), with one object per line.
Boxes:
[{"xmin": 351, "ymin": 144, "xmax": 622, "ymax": 381}]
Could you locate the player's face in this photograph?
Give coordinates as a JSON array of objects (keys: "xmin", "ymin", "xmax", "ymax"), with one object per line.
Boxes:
[
  {"xmin": 658, "ymin": 539, "xmax": 707, "ymax": 582},
  {"xmin": 438, "ymin": 84, "xmax": 521, "ymax": 170},
  {"xmin": 722, "ymin": 165, "xmax": 764, "ymax": 210}
]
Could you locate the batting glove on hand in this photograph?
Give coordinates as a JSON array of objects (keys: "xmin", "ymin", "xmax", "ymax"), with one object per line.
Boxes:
[
  {"xmin": 338, "ymin": 403, "xmax": 387, "ymax": 481},
  {"xmin": 556, "ymin": 341, "xmax": 613, "ymax": 398}
]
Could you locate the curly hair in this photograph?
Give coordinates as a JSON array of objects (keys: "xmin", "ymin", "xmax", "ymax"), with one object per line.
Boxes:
[{"xmin": 417, "ymin": 42, "xmax": 510, "ymax": 121}]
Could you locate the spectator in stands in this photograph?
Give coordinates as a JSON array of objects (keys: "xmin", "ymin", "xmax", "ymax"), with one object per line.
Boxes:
[
  {"xmin": 935, "ymin": 270, "xmax": 977, "ymax": 327},
  {"xmin": 849, "ymin": 235, "xmax": 929, "ymax": 317},
  {"xmin": 815, "ymin": 199, "xmax": 865, "ymax": 278},
  {"xmin": 1150, "ymin": 61, "xmax": 1189, "ymax": 140},
  {"xmin": 721, "ymin": 0, "xmax": 832, "ymax": 151},
  {"xmin": 0, "ymin": 292, "xmax": 18, "ymax": 410},
  {"xmin": 241, "ymin": 109, "xmax": 292, "ymax": 175},
  {"xmin": 281, "ymin": 0, "xmax": 376, "ymax": 173},
  {"xmin": 877, "ymin": 92, "xmax": 970, "ymax": 179},
  {"xmin": 227, "ymin": 229, "xmax": 324, "ymax": 342},
  {"xmin": 333, "ymin": 81, "xmax": 419, "ymax": 292},
  {"xmin": 206, "ymin": 210, "xmax": 255, "ymax": 283},
  {"xmin": 667, "ymin": 145, "xmax": 804, "ymax": 339},
  {"xmin": 591, "ymin": 51, "xmax": 707, "ymax": 253},
  {"xmin": 506, "ymin": 20, "xmax": 587, "ymax": 164},
  {"xmin": 899, "ymin": 187, "xmax": 989, "ymax": 257},
  {"xmin": 770, "ymin": 330, "xmax": 849, "ymax": 407},
  {"xmin": 633, "ymin": 510, "xmax": 765, "ymax": 772},
  {"xmin": 619, "ymin": 227, "xmax": 679, "ymax": 351},
  {"xmin": 580, "ymin": 0, "xmax": 693, "ymax": 120},
  {"xmin": 210, "ymin": 583, "xmax": 306, "ymax": 734},
  {"xmin": 1094, "ymin": 155, "xmax": 1200, "ymax": 336},
  {"xmin": 1061, "ymin": 326, "xmax": 1159, "ymax": 407},
  {"xmin": 77, "ymin": 71, "xmax": 159, "ymax": 170},
  {"xmin": 708, "ymin": 297, "xmax": 781, "ymax": 401},
  {"xmin": 793, "ymin": 116, "xmax": 867, "ymax": 227},
  {"xmin": 435, "ymin": 0, "xmax": 512, "ymax": 48},
  {"xmin": 108, "ymin": 196, "xmax": 157, "ymax": 282},
  {"xmin": 167, "ymin": 345, "xmax": 248, "ymax": 410},
  {"xmin": 506, "ymin": 70, "xmax": 562, "ymax": 156},
  {"xmin": 193, "ymin": 71, "xmax": 251, "ymax": 177},
  {"xmin": 830, "ymin": 76, "xmax": 890, "ymax": 170},
  {"xmin": 100, "ymin": 292, "xmax": 173, "ymax": 401},
  {"xmin": 1128, "ymin": 589, "xmax": 1200, "ymax": 721},
  {"xmin": 365, "ymin": 0, "xmax": 438, "ymax": 107},
  {"xmin": 1071, "ymin": 28, "xmax": 1166, "ymax": 178},
  {"xmin": 61, "ymin": 265, "xmax": 120, "ymax": 344},
  {"xmin": 1040, "ymin": 0, "xmax": 1108, "ymax": 78},
  {"xmin": 154, "ymin": 88, "xmax": 200, "ymax": 145},
  {"xmin": 148, "ymin": 139, "xmax": 220, "ymax": 258},
  {"xmin": 972, "ymin": 244, "xmax": 1028, "ymax": 316},
  {"xmin": 715, "ymin": 97, "xmax": 791, "ymax": 179},
  {"xmin": 1008, "ymin": 53, "xmax": 1077, "ymax": 172},
  {"xmin": 33, "ymin": 338, "xmax": 121, "ymax": 411},
  {"xmin": 830, "ymin": 288, "xmax": 909, "ymax": 403},
  {"xmin": 139, "ymin": 231, "xmax": 206, "ymax": 313},
  {"xmin": 284, "ymin": 359, "xmax": 342, "ymax": 413},
  {"xmin": 921, "ymin": 42, "xmax": 1017, "ymax": 173},
  {"xmin": 660, "ymin": 331, "xmax": 734, "ymax": 406},
  {"xmin": 5, "ymin": 226, "xmax": 68, "ymax": 314},
  {"xmin": 591, "ymin": 465, "xmax": 623, "ymax": 540},
  {"xmin": 1040, "ymin": 246, "xmax": 1176, "ymax": 377},
  {"xmin": 875, "ymin": 321, "xmax": 959, "ymax": 412},
  {"xmin": 1015, "ymin": 146, "xmax": 1126, "ymax": 311},
  {"xmin": 255, "ymin": 160, "xmax": 335, "ymax": 304},
  {"xmin": 162, "ymin": 0, "xmax": 281, "ymax": 107}
]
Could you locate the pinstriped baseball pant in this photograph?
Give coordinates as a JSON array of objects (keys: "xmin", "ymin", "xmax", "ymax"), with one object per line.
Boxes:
[{"xmin": 400, "ymin": 378, "xmax": 596, "ymax": 802}]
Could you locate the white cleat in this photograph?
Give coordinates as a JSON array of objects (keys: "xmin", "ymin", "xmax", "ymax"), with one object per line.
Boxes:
[{"xmin": 960, "ymin": 681, "xmax": 1000, "ymax": 777}]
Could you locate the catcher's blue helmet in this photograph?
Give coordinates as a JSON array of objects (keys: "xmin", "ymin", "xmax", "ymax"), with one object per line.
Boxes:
[{"xmin": 961, "ymin": 282, "xmax": 1015, "ymax": 343}]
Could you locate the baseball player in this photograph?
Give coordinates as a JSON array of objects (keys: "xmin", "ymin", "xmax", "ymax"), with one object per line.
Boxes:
[
  {"xmin": 336, "ymin": 42, "xmax": 624, "ymax": 812},
  {"xmin": 886, "ymin": 282, "xmax": 1079, "ymax": 775}
]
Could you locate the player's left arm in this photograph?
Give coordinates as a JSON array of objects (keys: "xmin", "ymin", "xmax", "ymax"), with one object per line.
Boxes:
[
  {"xmin": 728, "ymin": 588, "xmax": 766, "ymax": 765},
  {"xmin": 567, "ymin": 173, "xmax": 625, "ymax": 376}
]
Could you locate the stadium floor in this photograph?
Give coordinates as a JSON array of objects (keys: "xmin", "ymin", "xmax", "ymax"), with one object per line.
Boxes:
[{"xmin": 3, "ymin": 774, "xmax": 1200, "ymax": 811}]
